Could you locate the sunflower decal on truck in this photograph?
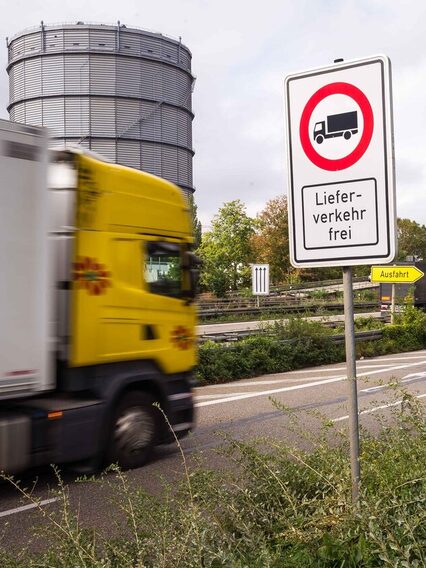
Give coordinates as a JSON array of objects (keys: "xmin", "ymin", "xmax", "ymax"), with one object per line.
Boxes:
[
  {"xmin": 171, "ymin": 325, "xmax": 193, "ymax": 350},
  {"xmin": 73, "ymin": 257, "xmax": 111, "ymax": 295}
]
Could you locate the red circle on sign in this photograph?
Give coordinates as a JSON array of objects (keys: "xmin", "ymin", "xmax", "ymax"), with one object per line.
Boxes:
[{"xmin": 299, "ymin": 82, "xmax": 374, "ymax": 171}]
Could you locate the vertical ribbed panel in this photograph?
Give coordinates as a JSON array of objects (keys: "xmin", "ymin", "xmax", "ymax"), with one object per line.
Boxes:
[
  {"xmin": 117, "ymin": 98, "xmax": 140, "ymax": 139},
  {"xmin": 24, "ymin": 33, "xmax": 41, "ymax": 54},
  {"xmin": 42, "ymin": 56, "xmax": 65, "ymax": 95},
  {"xmin": 8, "ymin": 23, "xmax": 195, "ymax": 193},
  {"xmin": 25, "ymin": 99, "xmax": 42, "ymax": 126},
  {"xmin": 116, "ymin": 58, "xmax": 140, "ymax": 97},
  {"xmin": 64, "ymin": 28, "xmax": 89, "ymax": 50},
  {"xmin": 90, "ymin": 139, "xmax": 116, "ymax": 161},
  {"xmin": 43, "ymin": 98, "xmax": 65, "ymax": 137},
  {"xmin": 162, "ymin": 146, "xmax": 178, "ymax": 183},
  {"xmin": 120, "ymin": 32, "xmax": 140, "ymax": 56},
  {"xmin": 9, "ymin": 65, "xmax": 15, "ymax": 103},
  {"xmin": 11, "ymin": 60, "xmax": 25, "ymax": 102},
  {"xmin": 117, "ymin": 139, "xmax": 141, "ymax": 169},
  {"xmin": 65, "ymin": 98, "xmax": 89, "ymax": 137},
  {"xmin": 90, "ymin": 55, "xmax": 116, "ymax": 94},
  {"xmin": 64, "ymin": 55, "xmax": 90, "ymax": 94},
  {"xmin": 45, "ymin": 29, "xmax": 64, "ymax": 51},
  {"xmin": 162, "ymin": 106, "xmax": 177, "ymax": 144},
  {"xmin": 89, "ymin": 28, "xmax": 116, "ymax": 51},
  {"xmin": 177, "ymin": 148, "xmax": 189, "ymax": 186},
  {"xmin": 141, "ymin": 35, "xmax": 161, "ymax": 57},
  {"xmin": 25, "ymin": 59, "xmax": 42, "ymax": 98},
  {"xmin": 177, "ymin": 111, "xmax": 189, "ymax": 146},
  {"xmin": 90, "ymin": 98, "xmax": 116, "ymax": 136}
]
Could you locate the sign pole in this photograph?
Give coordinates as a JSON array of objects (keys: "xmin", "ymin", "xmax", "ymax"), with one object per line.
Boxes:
[
  {"xmin": 284, "ymin": 55, "xmax": 396, "ymax": 508},
  {"xmin": 342, "ymin": 266, "xmax": 361, "ymax": 505},
  {"xmin": 391, "ymin": 283, "xmax": 396, "ymax": 324}
]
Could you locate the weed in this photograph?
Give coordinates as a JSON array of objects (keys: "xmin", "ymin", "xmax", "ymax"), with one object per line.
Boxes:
[{"xmin": 1, "ymin": 394, "xmax": 425, "ymax": 567}]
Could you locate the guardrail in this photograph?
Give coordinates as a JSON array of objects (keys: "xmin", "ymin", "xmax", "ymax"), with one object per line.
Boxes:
[
  {"xmin": 198, "ymin": 285, "xmax": 378, "ymax": 313},
  {"xmin": 270, "ymin": 276, "xmax": 369, "ymax": 293},
  {"xmin": 220, "ymin": 276, "xmax": 370, "ymax": 296},
  {"xmin": 198, "ymin": 301, "xmax": 379, "ymax": 320},
  {"xmin": 199, "ymin": 328, "xmax": 384, "ymax": 344}
]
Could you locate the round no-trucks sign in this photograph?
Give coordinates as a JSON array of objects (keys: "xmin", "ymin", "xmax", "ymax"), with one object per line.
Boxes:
[
  {"xmin": 299, "ymin": 82, "xmax": 374, "ymax": 171},
  {"xmin": 284, "ymin": 56, "xmax": 396, "ymax": 268}
]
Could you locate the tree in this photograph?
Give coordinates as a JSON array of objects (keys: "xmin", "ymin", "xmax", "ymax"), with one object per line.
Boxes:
[
  {"xmin": 198, "ymin": 200, "xmax": 255, "ymax": 296},
  {"xmin": 188, "ymin": 193, "xmax": 202, "ymax": 250},
  {"xmin": 397, "ymin": 218, "xmax": 426, "ymax": 261},
  {"xmin": 251, "ymin": 195, "xmax": 291, "ymax": 284}
]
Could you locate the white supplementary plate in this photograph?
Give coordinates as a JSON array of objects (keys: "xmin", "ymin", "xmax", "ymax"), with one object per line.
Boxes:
[{"xmin": 252, "ymin": 264, "xmax": 270, "ymax": 296}]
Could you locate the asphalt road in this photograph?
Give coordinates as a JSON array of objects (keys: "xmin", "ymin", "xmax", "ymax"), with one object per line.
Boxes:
[{"xmin": 1, "ymin": 348, "xmax": 425, "ymax": 553}]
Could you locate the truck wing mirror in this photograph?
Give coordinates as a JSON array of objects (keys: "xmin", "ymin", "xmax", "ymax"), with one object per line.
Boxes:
[
  {"xmin": 182, "ymin": 251, "xmax": 203, "ymax": 269},
  {"xmin": 182, "ymin": 252, "xmax": 202, "ymax": 303}
]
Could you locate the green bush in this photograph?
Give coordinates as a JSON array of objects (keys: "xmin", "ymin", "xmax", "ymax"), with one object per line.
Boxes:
[
  {"xmin": 198, "ymin": 309, "xmax": 426, "ymax": 385},
  {"xmin": 197, "ymin": 318, "xmax": 344, "ymax": 385}
]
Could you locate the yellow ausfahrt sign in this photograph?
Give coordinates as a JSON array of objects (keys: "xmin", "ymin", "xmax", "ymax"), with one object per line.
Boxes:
[{"xmin": 370, "ymin": 265, "xmax": 425, "ymax": 283}]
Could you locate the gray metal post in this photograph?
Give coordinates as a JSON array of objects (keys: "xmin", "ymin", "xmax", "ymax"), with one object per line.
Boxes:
[
  {"xmin": 342, "ymin": 266, "xmax": 361, "ymax": 504},
  {"xmin": 391, "ymin": 283, "xmax": 396, "ymax": 324}
]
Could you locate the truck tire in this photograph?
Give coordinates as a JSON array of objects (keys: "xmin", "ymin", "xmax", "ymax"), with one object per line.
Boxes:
[
  {"xmin": 315, "ymin": 135, "xmax": 324, "ymax": 144},
  {"xmin": 344, "ymin": 131, "xmax": 352, "ymax": 140},
  {"xmin": 107, "ymin": 391, "xmax": 160, "ymax": 469}
]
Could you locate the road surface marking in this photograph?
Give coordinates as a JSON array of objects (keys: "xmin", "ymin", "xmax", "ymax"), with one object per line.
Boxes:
[
  {"xmin": 289, "ymin": 365, "xmax": 398, "ymax": 373},
  {"xmin": 290, "ymin": 367, "xmax": 345, "ymax": 373},
  {"xmin": 0, "ymin": 498, "xmax": 58, "ymax": 518},
  {"xmin": 205, "ymin": 375, "xmax": 344, "ymax": 389},
  {"xmin": 196, "ymin": 392, "xmax": 252, "ymax": 400},
  {"xmin": 195, "ymin": 360, "xmax": 426, "ymax": 408},
  {"xmin": 333, "ymin": 393, "xmax": 426, "ymax": 423},
  {"xmin": 401, "ymin": 371, "xmax": 426, "ymax": 380},
  {"xmin": 358, "ymin": 355, "xmax": 426, "ymax": 361},
  {"xmin": 356, "ymin": 364, "xmax": 402, "ymax": 369},
  {"xmin": 289, "ymin": 353, "xmax": 426, "ymax": 375},
  {"xmin": 360, "ymin": 371, "xmax": 426, "ymax": 393}
]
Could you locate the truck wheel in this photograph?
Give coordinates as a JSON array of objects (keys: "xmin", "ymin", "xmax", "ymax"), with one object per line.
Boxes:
[
  {"xmin": 344, "ymin": 131, "xmax": 352, "ymax": 140},
  {"xmin": 315, "ymin": 135, "xmax": 324, "ymax": 144},
  {"xmin": 107, "ymin": 392, "xmax": 160, "ymax": 469}
]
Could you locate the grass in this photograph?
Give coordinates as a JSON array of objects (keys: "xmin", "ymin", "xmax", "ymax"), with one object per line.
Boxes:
[{"xmin": 1, "ymin": 391, "xmax": 425, "ymax": 567}]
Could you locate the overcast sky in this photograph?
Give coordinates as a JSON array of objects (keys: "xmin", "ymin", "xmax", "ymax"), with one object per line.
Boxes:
[{"xmin": 1, "ymin": 0, "xmax": 425, "ymax": 229}]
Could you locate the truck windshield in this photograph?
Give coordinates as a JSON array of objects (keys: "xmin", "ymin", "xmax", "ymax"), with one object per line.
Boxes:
[
  {"xmin": 314, "ymin": 122, "xmax": 322, "ymax": 131},
  {"xmin": 144, "ymin": 242, "xmax": 182, "ymax": 298}
]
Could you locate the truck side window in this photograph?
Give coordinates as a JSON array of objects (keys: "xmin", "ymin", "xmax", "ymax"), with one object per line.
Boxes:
[{"xmin": 144, "ymin": 242, "xmax": 182, "ymax": 298}]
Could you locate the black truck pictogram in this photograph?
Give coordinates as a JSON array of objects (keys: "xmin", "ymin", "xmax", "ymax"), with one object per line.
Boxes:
[{"xmin": 313, "ymin": 111, "xmax": 358, "ymax": 144}]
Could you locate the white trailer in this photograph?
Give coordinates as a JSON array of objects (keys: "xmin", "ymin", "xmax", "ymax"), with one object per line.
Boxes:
[{"xmin": 0, "ymin": 121, "xmax": 53, "ymax": 398}]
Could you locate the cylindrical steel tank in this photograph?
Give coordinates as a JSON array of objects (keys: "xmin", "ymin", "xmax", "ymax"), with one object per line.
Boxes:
[{"xmin": 7, "ymin": 22, "xmax": 195, "ymax": 194}]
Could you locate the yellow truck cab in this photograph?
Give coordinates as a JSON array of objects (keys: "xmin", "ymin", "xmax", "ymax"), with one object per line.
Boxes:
[{"xmin": 0, "ymin": 120, "xmax": 199, "ymax": 473}]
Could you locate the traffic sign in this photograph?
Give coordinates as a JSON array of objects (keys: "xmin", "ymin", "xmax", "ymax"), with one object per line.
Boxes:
[
  {"xmin": 284, "ymin": 56, "xmax": 396, "ymax": 268},
  {"xmin": 371, "ymin": 265, "xmax": 424, "ymax": 283},
  {"xmin": 252, "ymin": 264, "xmax": 269, "ymax": 295}
]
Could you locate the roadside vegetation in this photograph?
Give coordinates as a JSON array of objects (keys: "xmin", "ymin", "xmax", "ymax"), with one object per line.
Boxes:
[
  {"xmin": 198, "ymin": 300, "xmax": 375, "ymax": 325},
  {"xmin": 1, "ymin": 390, "xmax": 425, "ymax": 567},
  {"xmin": 197, "ymin": 287, "xmax": 380, "ymax": 325},
  {"xmin": 193, "ymin": 193, "xmax": 426, "ymax": 298},
  {"xmin": 197, "ymin": 306, "xmax": 426, "ymax": 385}
]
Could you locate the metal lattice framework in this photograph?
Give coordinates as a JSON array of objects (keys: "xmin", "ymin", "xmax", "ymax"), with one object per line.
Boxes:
[{"xmin": 7, "ymin": 21, "xmax": 195, "ymax": 194}]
